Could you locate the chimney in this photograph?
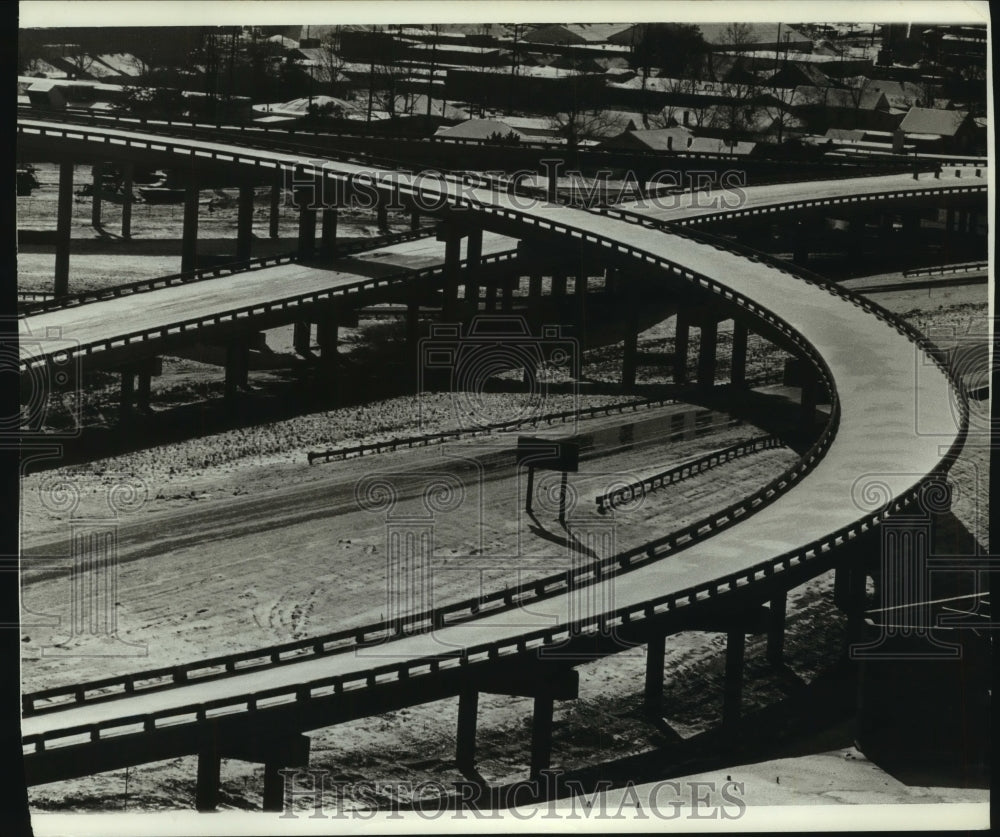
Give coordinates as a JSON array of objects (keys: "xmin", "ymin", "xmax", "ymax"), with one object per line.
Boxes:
[{"xmin": 667, "ymin": 136, "xmax": 673, "ymax": 150}]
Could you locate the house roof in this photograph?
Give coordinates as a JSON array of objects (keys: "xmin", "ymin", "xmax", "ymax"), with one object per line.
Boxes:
[
  {"xmin": 697, "ymin": 23, "xmax": 810, "ymax": 49},
  {"xmin": 899, "ymin": 106, "xmax": 970, "ymax": 136},
  {"xmin": 434, "ymin": 118, "xmax": 529, "ymax": 140},
  {"xmin": 791, "ymin": 85, "xmax": 888, "ymax": 110}
]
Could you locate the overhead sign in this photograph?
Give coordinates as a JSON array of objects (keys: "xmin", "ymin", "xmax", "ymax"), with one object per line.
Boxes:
[{"xmin": 516, "ymin": 436, "xmax": 579, "ymax": 473}]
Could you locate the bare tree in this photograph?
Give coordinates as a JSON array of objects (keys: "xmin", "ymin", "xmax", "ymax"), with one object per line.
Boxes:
[
  {"xmin": 318, "ymin": 27, "xmax": 345, "ymax": 96},
  {"xmin": 708, "ymin": 23, "xmax": 765, "ymax": 148},
  {"xmin": 65, "ymin": 50, "xmax": 95, "ymax": 80}
]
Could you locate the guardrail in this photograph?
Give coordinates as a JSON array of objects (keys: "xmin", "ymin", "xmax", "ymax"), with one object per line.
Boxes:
[
  {"xmin": 595, "ymin": 435, "xmax": 784, "ymax": 513},
  {"xmin": 20, "ymin": 120, "xmax": 967, "ymax": 757},
  {"xmin": 17, "ymin": 290, "xmax": 55, "ymax": 302},
  {"xmin": 307, "ymin": 397, "xmax": 674, "ymax": 464},
  {"xmin": 18, "ymin": 225, "xmax": 440, "ymax": 317},
  {"xmin": 903, "ymin": 261, "xmax": 989, "ymax": 278}
]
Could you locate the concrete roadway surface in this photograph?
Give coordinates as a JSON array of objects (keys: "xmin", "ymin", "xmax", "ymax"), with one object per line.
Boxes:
[
  {"xmin": 18, "ymin": 122, "xmax": 961, "ymax": 750},
  {"xmin": 18, "ymin": 231, "xmax": 519, "ymax": 367}
]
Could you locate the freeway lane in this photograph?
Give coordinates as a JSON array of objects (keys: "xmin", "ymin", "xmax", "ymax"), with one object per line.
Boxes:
[
  {"xmin": 619, "ymin": 166, "xmax": 979, "ymax": 222},
  {"xmin": 22, "ymin": 196, "xmax": 960, "ymax": 748},
  {"xmin": 17, "ymin": 120, "xmax": 964, "ymax": 761},
  {"xmin": 19, "ymin": 231, "xmax": 519, "ymax": 367}
]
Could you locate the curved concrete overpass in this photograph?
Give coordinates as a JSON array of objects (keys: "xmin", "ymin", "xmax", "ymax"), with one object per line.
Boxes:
[{"xmin": 18, "ymin": 119, "xmax": 970, "ymax": 792}]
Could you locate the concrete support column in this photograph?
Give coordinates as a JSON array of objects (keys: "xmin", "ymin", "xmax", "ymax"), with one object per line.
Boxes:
[
  {"xmin": 673, "ymin": 310, "xmax": 690, "ymax": 384},
  {"xmin": 697, "ymin": 318, "xmax": 717, "ymax": 391},
  {"xmin": 456, "ymin": 688, "xmax": 479, "ymax": 771},
  {"xmin": 293, "ymin": 322, "xmax": 312, "ymax": 355},
  {"xmin": 136, "ymin": 369, "xmax": 152, "ymax": 412},
  {"xmin": 119, "ymin": 370, "xmax": 135, "ymax": 421},
  {"xmin": 551, "ymin": 272, "xmax": 567, "ymax": 297},
  {"xmin": 120, "ymin": 163, "xmax": 134, "ymax": 239},
  {"xmin": 195, "ymin": 746, "xmax": 222, "ymax": 812},
  {"xmin": 443, "ymin": 233, "xmax": 462, "ymax": 321},
  {"xmin": 484, "ymin": 279, "xmax": 498, "ymax": 312},
  {"xmin": 262, "ymin": 762, "xmax": 285, "ymax": 812},
  {"xmin": 321, "ymin": 208, "xmax": 338, "ymax": 258},
  {"xmin": 269, "ymin": 173, "xmax": 281, "ymax": 239},
  {"xmin": 529, "ymin": 695, "xmax": 554, "ymax": 782},
  {"xmin": 465, "ymin": 228, "xmax": 483, "ymax": 313},
  {"xmin": 622, "ymin": 315, "xmax": 639, "ymax": 389},
  {"xmin": 644, "ymin": 632, "xmax": 666, "ymax": 713},
  {"xmin": 846, "ymin": 559, "xmax": 868, "ymax": 644},
  {"xmin": 406, "ymin": 293, "xmax": 420, "ymax": 367},
  {"xmin": 604, "ymin": 267, "xmax": 618, "ymax": 295},
  {"xmin": 410, "ymin": 210, "xmax": 420, "ymax": 231},
  {"xmin": 791, "ymin": 220, "xmax": 808, "ymax": 266},
  {"xmin": 54, "ymin": 161, "xmax": 74, "ymax": 297},
  {"xmin": 722, "ymin": 628, "xmax": 745, "ymax": 732},
  {"xmin": 501, "ymin": 276, "xmax": 514, "ymax": 313},
  {"xmin": 800, "ymin": 374, "xmax": 818, "ymax": 431},
  {"xmin": 90, "ymin": 163, "xmax": 103, "ymax": 228},
  {"xmin": 224, "ymin": 341, "xmax": 249, "ymax": 401},
  {"xmin": 316, "ymin": 315, "xmax": 338, "ymax": 362},
  {"xmin": 296, "ymin": 190, "xmax": 317, "ymax": 257},
  {"xmin": 528, "ymin": 274, "xmax": 543, "ymax": 326},
  {"xmin": 767, "ymin": 591, "xmax": 787, "ymax": 666},
  {"xmin": 376, "ymin": 201, "xmax": 389, "ymax": 233},
  {"xmin": 181, "ymin": 183, "xmax": 200, "ymax": 273},
  {"xmin": 574, "ymin": 268, "xmax": 587, "ymax": 345},
  {"xmin": 731, "ymin": 320, "xmax": 748, "ymax": 388},
  {"xmin": 236, "ymin": 184, "xmax": 255, "ymax": 262}
]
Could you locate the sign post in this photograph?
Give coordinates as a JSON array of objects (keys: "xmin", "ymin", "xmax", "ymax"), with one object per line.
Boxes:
[{"xmin": 517, "ymin": 436, "xmax": 579, "ymax": 522}]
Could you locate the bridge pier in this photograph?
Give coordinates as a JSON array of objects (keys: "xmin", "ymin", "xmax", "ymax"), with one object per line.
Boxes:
[
  {"xmin": 673, "ymin": 310, "xmax": 690, "ymax": 385},
  {"xmin": 119, "ymin": 370, "xmax": 135, "ymax": 422},
  {"xmin": 195, "ymin": 743, "xmax": 222, "ymax": 812},
  {"xmin": 121, "ymin": 163, "xmax": 134, "ymax": 239},
  {"xmin": 455, "ymin": 687, "xmax": 479, "ymax": 772},
  {"xmin": 622, "ymin": 314, "xmax": 639, "ymax": 389},
  {"xmin": 296, "ymin": 189, "xmax": 317, "ymax": 257},
  {"xmin": 731, "ymin": 320, "xmax": 748, "ymax": 387},
  {"xmin": 224, "ymin": 341, "xmax": 250, "ymax": 402},
  {"xmin": 410, "ymin": 210, "xmax": 420, "ymax": 231},
  {"xmin": 502, "ymin": 276, "xmax": 515, "ymax": 313},
  {"xmin": 453, "ymin": 665, "xmax": 578, "ymax": 780},
  {"xmin": 697, "ymin": 318, "xmax": 718, "ymax": 391},
  {"xmin": 465, "ymin": 227, "xmax": 483, "ymax": 314},
  {"xmin": 293, "ymin": 321, "xmax": 312, "ymax": 355},
  {"xmin": 766, "ymin": 591, "xmax": 787, "ymax": 666},
  {"xmin": 181, "ymin": 183, "xmax": 200, "ymax": 273},
  {"xmin": 483, "ymin": 278, "xmax": 498, "ymax": 312},
  {"xmin": 90, "ymin": 163, "xmax": 103, "ymax": 229},
  {"xmin": 321, "ymin": 208, "xmax": 338, "ymax": 258},
  {"xmin": 376, "ymin": 201, "xmax": 389, "ymax": 234},
  {"xmin": 530, "ymin": 695, "xmax": 555, "ymax": 781},
  {"xmin": 269, "ymin": 172, "xmax": 281, "ymax": 239},
  {"xmin": 437, "ymin": 223, "xmax": 467, "ymax": 321},
  {"xmin": 551, "ymin": 271, "xmax": 567, "ymax": 297},
  {"xmin": 55, "ymin": 161, "xmax": 74, "ymax": 297},
  {"xmin": 574, "ymin": 267, "xmax": 587, "ymax": 345},
  {"xmin": 236, "ymin": 184, "xmax": 255, "ymax": 263},
  {"xmin": 800, "ymin": 373, "xmax": 818, "ymax": 431},
  {"xmin": 722, "ymin": 628, "xmax": 745, "ymax": 733},
  {"xmin": 643, "ymin": 632, "xmax": 666, "ymax": 713}
]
